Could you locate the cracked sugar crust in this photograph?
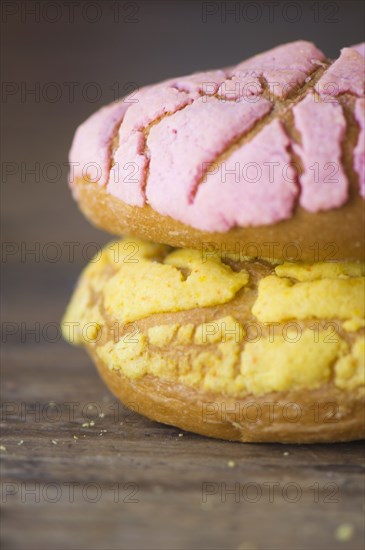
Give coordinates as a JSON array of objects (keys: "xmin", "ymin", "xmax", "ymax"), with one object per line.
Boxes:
[
  {"xmin": 69, "ymin": 40, "xmax": 365, "ymax": 232},
  {"xmin": 62, "ymin": 237, "xmax": 365, "ymax": 442},
  {"xmin": 62, "ymin": 237, "xmax": 365, "ymax": 398}
]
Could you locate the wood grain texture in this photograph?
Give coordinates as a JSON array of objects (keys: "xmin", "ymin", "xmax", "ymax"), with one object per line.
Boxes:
[{"xmin": 2, "ymin": 310, "xmax": 365, "ymax": 549}]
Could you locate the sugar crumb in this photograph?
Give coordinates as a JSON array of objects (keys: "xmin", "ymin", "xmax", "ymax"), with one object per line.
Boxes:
[
  {"xmin": 237, "ymin": 543, "xmax": 258, "ymax": 550},
  {"xmin": 335, "ymin": 524, "xmax": 354, "ymax": 541}
]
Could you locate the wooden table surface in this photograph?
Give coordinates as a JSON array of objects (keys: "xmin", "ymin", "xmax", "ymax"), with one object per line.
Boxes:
[
  {"xmin": 2, "ymin": 2, "xmax": 365, "ymax": 548},
  {"xmin": 2, "ymin": 316, "xmax": 365, "ymax": 550}
]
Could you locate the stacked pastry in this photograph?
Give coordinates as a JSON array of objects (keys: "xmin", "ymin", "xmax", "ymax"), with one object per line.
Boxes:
[{"xmin": 63, "ymin": 41, "xmax": 365, "ymax": 443}]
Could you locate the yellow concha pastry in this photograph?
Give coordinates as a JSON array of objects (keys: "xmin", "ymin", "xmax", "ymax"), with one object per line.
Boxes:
[{"xmin": 62, "ymin": 238, "xmax": 365, "ymax": 443}]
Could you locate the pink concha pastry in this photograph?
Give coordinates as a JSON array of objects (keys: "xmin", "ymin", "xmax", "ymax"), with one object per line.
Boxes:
[{"xmin": 69, "ymin": 41, "xmax": 365, "ymax": 261}]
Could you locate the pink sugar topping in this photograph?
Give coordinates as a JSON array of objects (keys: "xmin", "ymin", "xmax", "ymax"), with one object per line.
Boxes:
[{"xmin": 69, "ymin": 40, "xmax": 364, "ymax": 232}]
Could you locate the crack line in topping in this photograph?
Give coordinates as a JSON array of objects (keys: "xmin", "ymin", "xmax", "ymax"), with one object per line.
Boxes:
[
  {"xmin": 186, "ymin": 65, "xmax": 328, "ymax": 205},
  {"xmin": 111, "ymin": 57, "xmax": 351, "ymax": 215},
  {"xmin": 337, "ymin": 97, "xmax": 363, "ymax": 200},
  {"xmin": 109, "ymin": 112, "xmax": 127, "ymax": 169},
  {"xmin": 140, "ymin": 98, "xmax": 196, "ymax": 201},
  {"xmin": 109, "ymin": 88, "xmax": 195, "ymax": 203}
]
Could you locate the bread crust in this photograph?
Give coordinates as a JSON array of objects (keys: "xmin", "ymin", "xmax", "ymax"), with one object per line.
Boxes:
[
  {"xmin": 74, "ymin": 178, "xmax": 365, "ymax": 262},
  {"xmin": 91, "ymin": 348, "xmax": 365, "ymax": 443}
]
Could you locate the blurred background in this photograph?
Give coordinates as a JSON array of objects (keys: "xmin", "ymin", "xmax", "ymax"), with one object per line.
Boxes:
[{"xmin": 1, "ymin": 1, "xmax": 365, "ymax": 549}]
